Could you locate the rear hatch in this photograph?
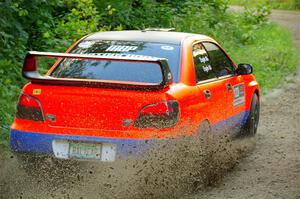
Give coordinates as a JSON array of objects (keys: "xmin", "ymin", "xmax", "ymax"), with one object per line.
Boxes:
[{"xmin": 34, "ymin": 85, "xmax": 168, "ymax": 130}]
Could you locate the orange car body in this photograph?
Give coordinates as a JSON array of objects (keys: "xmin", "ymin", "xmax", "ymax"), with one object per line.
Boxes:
[{"xmin": 10, "ymin": 31, "xmax": 259, "ymax": 161}]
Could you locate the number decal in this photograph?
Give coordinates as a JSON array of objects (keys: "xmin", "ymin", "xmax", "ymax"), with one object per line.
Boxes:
[{"xmin": 233, "ymin": 83, "xmax": 245, "ymax": 106}]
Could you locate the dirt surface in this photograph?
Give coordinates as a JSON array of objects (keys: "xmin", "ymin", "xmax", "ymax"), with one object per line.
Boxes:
[{"xmin": 0, "ymin": 9, "xmax": 299, "ymax": 199}]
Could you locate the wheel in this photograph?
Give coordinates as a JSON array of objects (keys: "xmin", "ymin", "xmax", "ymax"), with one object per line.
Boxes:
[{"xmin": 242, "ymin": 94, "xmax": 260, "ymax": 136}]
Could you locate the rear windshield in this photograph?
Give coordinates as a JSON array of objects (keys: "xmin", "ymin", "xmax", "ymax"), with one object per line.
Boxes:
[{"xmin": 50, "ymin": 40, "xmax": 180, "ymax": 83}]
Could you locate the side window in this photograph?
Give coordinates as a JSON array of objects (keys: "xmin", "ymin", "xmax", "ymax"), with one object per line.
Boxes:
[
  {"xmin": 202, "ymin": 42, "xmax": 235, "ymax": 77},
  {"xmin": 192, "ymin": 43, "xmax": 216, "ymax": 82}
]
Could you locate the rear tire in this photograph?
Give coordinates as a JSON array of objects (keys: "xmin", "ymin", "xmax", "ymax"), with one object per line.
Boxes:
[{"xmin": 241, "ymin": 94, "xmax": 260, "ymax": 136}]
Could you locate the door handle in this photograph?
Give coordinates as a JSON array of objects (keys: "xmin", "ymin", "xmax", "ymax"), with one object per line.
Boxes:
[
  {"xmin": 226, "ymin": 83, "xmax": 232, "ymax": 91},
  {"xmin": 204, "ymin": 90, "xmax": 211, "ymax": 99}
]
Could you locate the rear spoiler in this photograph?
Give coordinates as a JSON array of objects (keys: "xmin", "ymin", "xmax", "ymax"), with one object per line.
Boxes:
[{"xmin": 23, "ymin": 51, "xmax": 173, "ymax": 90}]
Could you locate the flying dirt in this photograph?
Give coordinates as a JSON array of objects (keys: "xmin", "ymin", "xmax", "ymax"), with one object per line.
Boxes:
[{"xmin": 0, "ymin": 134, "xmax": 256, "ymax": 198}]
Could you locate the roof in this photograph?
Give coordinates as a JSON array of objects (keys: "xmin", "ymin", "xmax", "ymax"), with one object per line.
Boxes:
[{"xmin": 85, "ymin": 30, "xmax": 211, "ymax": 45}]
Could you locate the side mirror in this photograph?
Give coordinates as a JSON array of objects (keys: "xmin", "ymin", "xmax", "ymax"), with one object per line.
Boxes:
[{"xmin": 236, "ymin": 63, "xmax": 253, "ymax": 75}]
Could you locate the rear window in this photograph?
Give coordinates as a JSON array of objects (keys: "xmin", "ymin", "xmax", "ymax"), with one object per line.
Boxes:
[{"xmin": 50, "ymin": 41, "xmax": 180, "ymax": 83}]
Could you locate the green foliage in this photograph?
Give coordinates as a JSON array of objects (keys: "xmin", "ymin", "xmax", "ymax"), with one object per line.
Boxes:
[
  {"xmin": 0, "ymin": 1, "xmax": 28, "ymax": 61},
  {"xmin": 0, "ymin": 60, "xmax": 25, "ymax": 146},
  {"xmin": 0, "ymin": 0, "xmax": 298, "ymax": 146},
  {"xmin": 237, "ymin": 4, "xmax": 271, "ymax": 43},
  {"xmin": 243, "ymin": 4, "xmax": 271, "ymax": 25},
  {"xmin": 230, "ymin": 0, "xmax": 300, "ymax": 10},
  {"xmin": 44, "ymin": 0, "xmax": 110, "ymax": 52},
  {"xmin": 224, "ymin": 23, "xmax": 298, "ymax": 93},
  {"xmin": 174, "ymin": 0, "xmax": 230, "ymax": 34},
  {"xmin": 94, "ymin": 0, "xmax": 174, "ymax": 29},
  {"xmin": 174, "ymin": 0, "xmax": 271, "ymax": 45}
]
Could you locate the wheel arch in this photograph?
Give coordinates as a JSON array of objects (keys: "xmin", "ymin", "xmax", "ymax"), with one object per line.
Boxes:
[{"xmin": 246, "ymin": 79, "xmax": 260, "ymax": 110}]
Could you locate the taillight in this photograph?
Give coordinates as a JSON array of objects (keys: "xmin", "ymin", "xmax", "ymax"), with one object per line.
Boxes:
[
  {"xmin": 135, "ymin": 100, "xmax": 180, "ymax": 129},
  {"xmin": 16, "ymin": 93, "xmax": 44, "ymax": 121}
]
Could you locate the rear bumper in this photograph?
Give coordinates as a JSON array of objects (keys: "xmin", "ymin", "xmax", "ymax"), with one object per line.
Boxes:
[
  {"xmin": 10, "ymin": 129, "xmax": 155, "ymax": 160},
  {"xmin": 10, "ymin": 111, "xmax": 250, "ymax": 160}
]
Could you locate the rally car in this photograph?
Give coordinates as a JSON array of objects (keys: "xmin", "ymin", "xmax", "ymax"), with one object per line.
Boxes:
[{"xmin": 10, "ymin": 30, "xmax": 260, "ymax": 162}]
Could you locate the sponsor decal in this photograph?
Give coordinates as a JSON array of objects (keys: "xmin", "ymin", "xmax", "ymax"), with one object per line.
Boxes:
[
  {"xmin": 78, "ymin": 41, "xmax": 95, "ymax": 48},
  {"xmin": 233, "ymin": 83, "xmax": 245, "ymax": 106},
  {"xmin": 86, "ymin": 53, "xmax": 153, "ymax": 59},
  {"xmin": 161, "ymin": 45, "xmax": 174, "ymax": 51},
  {"xmin": 202, "ymin": 64, "xmax": 212, "ymax": 73},
  {"xmin": 105, "ymin": 45, "xmax": 138, "ymax": 52},
  {"xmin": 33, "ymin": 89, "xmax": 41, "ymax": 95},
  {"xmin": 199, "ymin": 56, "xmax": 209, "ymax": 63}
]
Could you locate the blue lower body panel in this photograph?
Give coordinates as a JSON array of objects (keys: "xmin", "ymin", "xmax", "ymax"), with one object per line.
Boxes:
[
  {"xmin": 10, "ymin": 130, "xmax": 155, "ymax": 159},
  {"xmin": 10, "ymin": 111, "xmax": 249, "ymax": 159},
  {"xmin": 213, "ymin": 111, "xmax": 249, "ymax": 133}
]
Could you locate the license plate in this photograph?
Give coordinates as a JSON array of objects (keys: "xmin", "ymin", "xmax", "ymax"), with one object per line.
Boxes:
[
  {"xmin": 69, "ymin": 142, "xmax": 102, "ymax": 160},
  {"xmin": 52, "ymin": 140, "xmax": 117, "ymax": 161}
]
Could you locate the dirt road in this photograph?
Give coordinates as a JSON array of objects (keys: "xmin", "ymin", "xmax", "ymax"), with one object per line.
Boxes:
[
  {"xmin": 0, "ymin": 9, "xmax": 299, "ymax": 199},
  {"xmin": 194, "ymin": 9, "xmax": 300, "ymax": 199}
]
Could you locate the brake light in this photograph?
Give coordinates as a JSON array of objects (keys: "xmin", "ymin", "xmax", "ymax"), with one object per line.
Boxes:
[
  {"xmin": 16, "ymin": 93, "xmax": 44, "ymax": 121},
  {"xmin": 135, "ymin": 100, "xmax": 179, "ymax": 129},
  {"xmin": 23, "ymin": 54, "xmax": 37, "ymax": 72}
]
